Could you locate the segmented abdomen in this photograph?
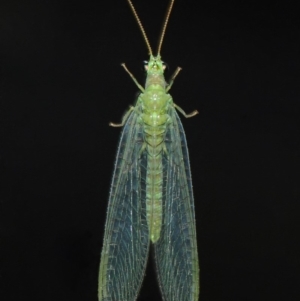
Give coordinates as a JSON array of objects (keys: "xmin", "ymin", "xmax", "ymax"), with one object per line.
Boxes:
[{"xmin": 144, "ymin": 127, "xmax": 166, "ymax": 243}]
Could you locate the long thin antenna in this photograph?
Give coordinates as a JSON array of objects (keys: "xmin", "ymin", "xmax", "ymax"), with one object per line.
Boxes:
[
  {"xmin": 157, "ymin": 0, "xmax": 175, "ymax": 55},
  {"xmin": 126, "ymin": 0, "xmax": 153, "ymax": 55}
]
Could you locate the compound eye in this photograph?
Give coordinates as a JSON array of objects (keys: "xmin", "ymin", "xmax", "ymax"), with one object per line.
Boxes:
[
  {"xmin": 143, "ymin": 60, "xmax": 148, "ymax": 70},
  {"xmin": 162, "ymin": 61, "xmax": 169, "ymax": 71}
]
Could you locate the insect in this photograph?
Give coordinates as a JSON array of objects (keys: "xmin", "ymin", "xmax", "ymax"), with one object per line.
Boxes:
[{"xmin": 98, "ymin": 0, "xmax": 199, "ymax": 300}]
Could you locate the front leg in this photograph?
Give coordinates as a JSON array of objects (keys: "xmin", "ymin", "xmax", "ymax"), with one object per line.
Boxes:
[
  {"xmin": 166, "ymin": 67, "xmax": 182, "ymax": 92},
  {"xmin": 121, "ymin": 63, "xmax": 145, "ymax": 92}
]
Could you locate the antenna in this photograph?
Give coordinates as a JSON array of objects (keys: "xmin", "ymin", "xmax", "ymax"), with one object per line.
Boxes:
[
  {"xmin": 126, "ymin": 0, "xmax": 153, "ymax": 55},
  {"xmin": 157, "ymin": 0, "xmax": 175, "ymax": 55}
]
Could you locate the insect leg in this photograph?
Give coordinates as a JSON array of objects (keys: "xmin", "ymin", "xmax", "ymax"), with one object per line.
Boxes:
[
  {"xmin": 166, "ymin": 67, "xmax": 182, "ymax": 92},
  {"xmin": 174, "ymin": 103, "xmax": 199, "ymax": 118},
  {"xmin": 109, "ymin": 106, "xmax": 134, "ymax": 127},
  {"xmin": 121, "ymin": 63, "xmax": 145, "ymax": 92}
]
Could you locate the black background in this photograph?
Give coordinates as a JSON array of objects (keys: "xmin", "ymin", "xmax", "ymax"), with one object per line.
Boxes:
[{"xmin": 0, "ymin": 0, "xmax": 299, "ymax": 300}]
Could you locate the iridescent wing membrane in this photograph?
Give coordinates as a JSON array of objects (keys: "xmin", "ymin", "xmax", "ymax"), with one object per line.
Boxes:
[
  {"xmin": 154, "ymin": 107, "xmax": 199, "ymax": 301},
  {"xmin": 98, "ymin": 101, "xmax": 198, "ymax": 301},
  {"xmin": 98, "ymin": 101, "xmax": 150, "ymax": 301}
]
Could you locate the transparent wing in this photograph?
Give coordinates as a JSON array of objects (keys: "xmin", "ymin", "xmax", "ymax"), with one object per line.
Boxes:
[
  {"xmin": 98, "ymin": 103, "xmax": 150, "ymax": 301},
  {"xmin": 154, "ymin": 107, "xmax": 199, "ymax": 301}
]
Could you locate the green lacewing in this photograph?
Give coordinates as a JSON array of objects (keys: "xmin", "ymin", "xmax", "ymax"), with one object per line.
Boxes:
[{"xmin": 98, "ymin": 1, "xmax": 199, "ymax": 300}]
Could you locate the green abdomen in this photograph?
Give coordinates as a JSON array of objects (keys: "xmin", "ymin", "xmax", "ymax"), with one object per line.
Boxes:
[
  {"xmin": 141, "ymin": 87, "xmax": 170, "ymax": 243},
  {"xmin": 146, "ymin": 148, "xmax": 163, "ymax": 243}
]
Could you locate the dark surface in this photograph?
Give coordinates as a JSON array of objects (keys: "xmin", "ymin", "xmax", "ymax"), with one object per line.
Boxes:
[{"xmin": 0, "ymin": 0, "xmax": 299, "ymax": 300}]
